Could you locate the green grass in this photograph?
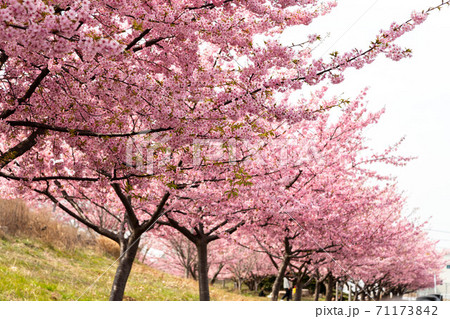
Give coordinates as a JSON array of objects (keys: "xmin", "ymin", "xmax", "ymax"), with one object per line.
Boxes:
[{"xmin": 0, "ymin": 236, "xmax": 263, "ymax": 301}]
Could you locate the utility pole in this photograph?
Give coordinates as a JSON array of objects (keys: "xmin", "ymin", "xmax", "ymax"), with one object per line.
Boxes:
[{"xmin": 434, "ymin": 274, "xmax": 437, "ymax": 294}]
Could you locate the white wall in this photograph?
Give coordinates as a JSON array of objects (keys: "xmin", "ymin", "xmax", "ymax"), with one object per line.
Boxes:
[{"xmin": 417, "ymin": 254, "xmax": 450, "ymax": 300}]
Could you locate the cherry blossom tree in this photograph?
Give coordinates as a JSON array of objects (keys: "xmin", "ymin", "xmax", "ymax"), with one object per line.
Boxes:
[
  {"xmin": 228, "ymin": 93, "xmax": 416, "ymax": 301},
  {"xmin": 0, "ymin": 0, "xmax": 448, "ymax": 302},
  {"xmin": 227, "ymin": 248, "xmax": 274, "ymax": 292},
  {"xmin": 150, "ymin": 229, "xmax": 232, "ymax": 284},
  {"xmin": 1, "ymin": 0, "xmax": 445, "ymax": 172}
]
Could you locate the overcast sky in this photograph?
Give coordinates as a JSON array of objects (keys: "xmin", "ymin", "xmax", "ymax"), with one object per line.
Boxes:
[{"xmin": 281, "ymin": 0, "xmax": 450, "ymax": 249}]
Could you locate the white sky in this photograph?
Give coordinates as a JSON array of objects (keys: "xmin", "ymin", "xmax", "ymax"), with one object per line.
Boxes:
[{"xmin": 282, "ymin": 0, "xmax": 450, "ymax": 248}]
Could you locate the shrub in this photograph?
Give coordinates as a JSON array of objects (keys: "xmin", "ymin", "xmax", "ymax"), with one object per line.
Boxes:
[
  {"xmin": 0, "ymin": 199, "xmax": 89, "ymax": 249},
  {"xmin": 96, "ymin": 236, "xmax": 121, "ymax": 258}
]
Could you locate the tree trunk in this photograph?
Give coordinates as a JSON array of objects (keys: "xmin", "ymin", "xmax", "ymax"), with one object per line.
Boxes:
[
  {"xmin": 246, "ymin": 279, "xmax": 255, "ymax": 291},
  {"xmin": 189, "ymin": 264, "xmax": 197, "ymax": 280},
  {"xmin": 210, "ymin": 263, "xmax": 224, "ymax": 286},
  {"xmin": 196, "ymin": 240, "xmax": 210, "ymax": 301},
  {"xmin": 294, "ymin": 280, "xmax": 304, "ymax": 301},
  {"xmin": 109, "ymin": 236, "xmax": 141, "ymax": 301},
  {"xmin": 336, "ymin": 281, "xmax": 340, "ymax": 301},
  {"xmin": 325, "ymin": 275, "xmax": 334, "ymax": 301},
  {"xmin": 360, "ymin": 290, "xmax": 366, "ymax": 301},
  {"xmin": 376, "ymin": 287, "xmax": 381, "ymax": 301},
  {"xmin": 314, "ymin": 279, "xmax": 321, "ymax": 301},
  {"xmin": 270, "ymin": 257, "xmax": 289, "ymax": 301},
  {"xmin": 347, "ymin": 283, "xmax": 352, "ymax": 301},
  {"xmin": 140, "ymin": 247, "xmax": 149, "ymax": 263},
  {"xmin": 255, "ymin": 279, "xmax": 262, "ymax": 292}
]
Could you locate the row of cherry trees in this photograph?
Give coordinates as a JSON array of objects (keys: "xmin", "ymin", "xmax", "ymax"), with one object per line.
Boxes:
[
  {"xmin": 146, "ymin": 94, "xmax": 443, "ymax": 300},
  {"xmin": 151, "ymin": 218, "xmax": 441, "ymax": 301},
  {"xmin": 0, "ymin": 0, "xmax": 446, "ymax": 300}
]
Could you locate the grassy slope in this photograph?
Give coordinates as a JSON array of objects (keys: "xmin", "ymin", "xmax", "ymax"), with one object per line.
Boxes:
[{"xmin": 0, "ymin": 236, "xmax": 261, "ymax": 301}]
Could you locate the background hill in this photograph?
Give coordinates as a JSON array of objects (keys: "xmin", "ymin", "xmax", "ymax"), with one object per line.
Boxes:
[{"xmin": 0, "ymin": 199, "xmax": 260, "ymax": 301}]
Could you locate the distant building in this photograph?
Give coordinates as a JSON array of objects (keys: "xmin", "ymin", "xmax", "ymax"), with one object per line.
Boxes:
[{"xmin": 417, "ymin": 252, "xmax": 450, "ymax": 300}]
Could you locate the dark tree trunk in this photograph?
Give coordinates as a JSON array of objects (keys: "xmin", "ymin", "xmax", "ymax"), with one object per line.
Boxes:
[
  {"xmin": 294, "ymin": 280, "xmax": 304, "ymax": 301},
  {"xmin": 314, "ymin": 279, "xmax": 320, "ymax": 301},
  {"xmin": 360, "ymin": 290, "xmax": 366, "ymax": 301},
  {"xmin": 140, "ymin": 247, "xmax": 149, "ymax": 264},
  {"xmin": 196, "ymin": 240, "xmax": 210, "ymax": 301},
  {"xmin": 189, "ymin": 264, "xmax": 197, "ymax": 280},
  {"xmin": 270, "ymin": 257, "xmax": 289, "ymax": 301},
  {"xmin": 325, "ymin": 275, "xmax": 334, "ymax": 301},
  {"xmin": 346, "ymin": 283, "xmax": 351, "ymax": 301},
  {"xmin": 210, "ymin": 263, "xmax": 224, "ymax": 286},
  {"xmin": 109, "ymin": 236, "xmax": 141, "ymax": 301},
  {"xmin": 255, "ymin": 278, "xmax": 263, "ymax": 292},
  {"xmin": 244, "ymin": 279, "xmax": 255, "ymax": 291},
  {"xmin": 376, "ymin": 287, "xmax": 381, "ymax": 301},
  {"xmin": 338, "ymin": 282, "xmax": 343, "ymax": 301}
]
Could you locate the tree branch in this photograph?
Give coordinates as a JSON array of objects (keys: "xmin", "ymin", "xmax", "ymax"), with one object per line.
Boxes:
[
  {"xmin": 187, "ymin": 0, "xmax": 233, "ymax": 10},
  {"xmin": 34, "ymin": 187, "xmax": 120, "ymax": 242},
  {"xmin": 163, "ymin": 215, "xmax": 197, "ymax": 243},
  {"xmin": 111, "ymin": 183, "xmax": 140, "ymax": 230},
  {"xmin": 286, "ymin": 169, "xmax": 303, "ymax": 189},
  {"xmin": 0, "ymin": 49, "xmax": 7, "ymax": 70},
  {"xmin": 139, "ymin": 191, "xmax": 171, "ymax": 233},
  {"xmin": 0, "ymin": 67, "xmax": 49, "ymax": 119},
  {"xmin": 125, "ymin": 29, "xmax": 151, "ymax": 51},
  {"xmin": 6, "ymin": 120, "xmax": 172, "ymax": 137},
  {"xmin": 132, "ymin": 36, "xmax": 174, "ymax": 52},
  {"xmin": 0, "ymin": 128, "xmax": 44, "ymax": 168},
  {"xmin": 0, "ymin": 171, "xmax": 155, "ymax": 182}
]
